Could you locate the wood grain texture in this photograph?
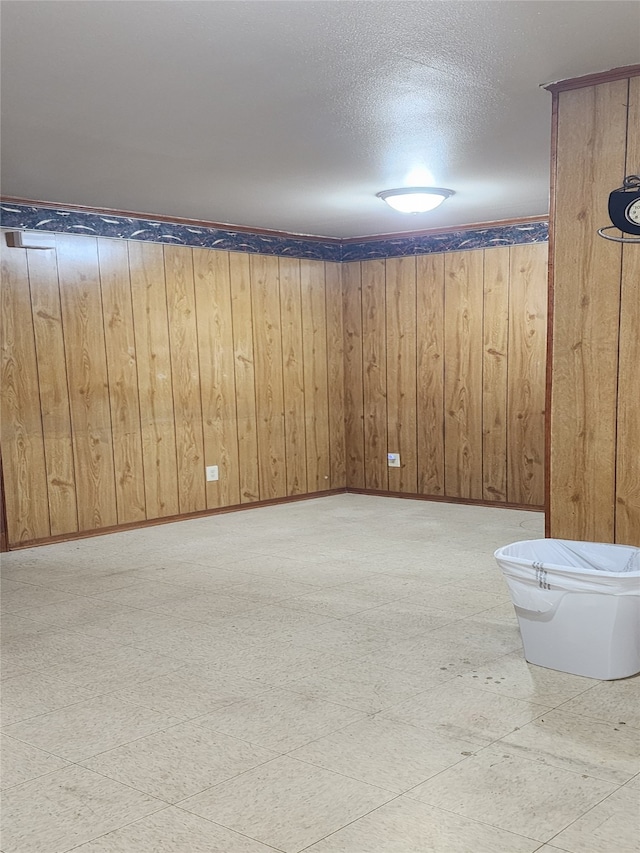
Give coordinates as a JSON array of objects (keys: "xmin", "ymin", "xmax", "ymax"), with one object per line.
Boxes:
[
  {"xmin": 55, "ymin": 234, "xmax": 118, "ymax": 530},
  {"xmin": 164, "ymin": 246, "xmax": 206, "ymax": 514},
  {"xmin": 361, "ymin": 259, "xmax": 387, "ymax": 490},
  {"xmin": 615, "ymin": 75, "xmax": 640, "ymax": 546},
  {"xmin": 1, "ymin": 246, "xmax": 51, "ymax": 542},
  {"xmin": 193, "ymin": 248, "xmax": 241, "ymax": 509},
  {"xmin": 550, "ymin": 81, "xmax": 627, "ymax": 541},
  {"xmin": 128, "ymin": 240, "xmax": 179, "ymax": 518},
  {"xmin": 301, "ymin": 259, "xmax": 330, "ymax": 492},
  {"xmin": 508, "ymin": 243, "xmax": 547, "ymax": 506},
  {"xmin": 444, "ymin": 250, "xmax": 484, "ymax": 499},
  {"xmin": 325, "ymin": 262, "xmax": 346, "ymax": 489},
  {"xmin": 342, "ymin": 262, "xmax": 365, "ymax": 488},
  {"xmin": 229, "ymin": 252, "xmax": 259, "ymax": 503},
  {"xmin": 27, "ymin": 248, "xmax": 78, "ymax": 535},
  {"xmin": 250, "ymin": 254, "xmax": 286, "ymax": 500},
  {"xmin": 97, "ymin": 238, "xmax": 146, "ymax": 524},
  {"xmin": 416, "ymin": 253, "xmax": 445, "ymax": 496},
  {"xmin": 482, "ymin": 247, "xmax": 509, "ymax": 502},
  {"xmin": 279, "ymin": 257, "xmax": 307, "ymax": 495},
  {"xmin": 386, "ymin": 257, "xmax": 417, "ymax": 493},
  {"xmin": 0, "ymin": 235, "xmax": 348, "ymax": 545}
]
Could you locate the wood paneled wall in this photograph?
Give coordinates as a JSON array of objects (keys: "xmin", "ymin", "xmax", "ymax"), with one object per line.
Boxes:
[
  {"xmin": 549, "ymin": 71, "xmax": 640, "ymax": 545},
  {"xmin": 0, "ymin": 235, "xmax": 345, "ymax": 546},
  {"xmin": 343, "ymin": 243, "xmax": 548, "ymax": 506}
]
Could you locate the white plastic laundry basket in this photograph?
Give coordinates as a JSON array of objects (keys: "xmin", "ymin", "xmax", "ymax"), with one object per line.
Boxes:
[{"xmin": 494, "ymin": 539, "xmax": 640, "ymax": 680}]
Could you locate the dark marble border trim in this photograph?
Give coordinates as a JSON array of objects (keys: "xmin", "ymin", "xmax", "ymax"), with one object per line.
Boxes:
[
  {"xmin": 1, "ymin": 201, "xmax": 548, "ymax": 261},
  {"xmin": 0, "ymin": 202, "xmax": 342, "ymax": 262},
  {"xmin": 341, "ymin": 220, "xmax": 548, "ymax": 261}
]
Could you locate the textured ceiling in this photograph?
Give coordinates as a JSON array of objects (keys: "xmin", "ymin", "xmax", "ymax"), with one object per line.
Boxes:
[{"xmin": 1, "ymin": 1, "xmax": 639, "ymax": 238}]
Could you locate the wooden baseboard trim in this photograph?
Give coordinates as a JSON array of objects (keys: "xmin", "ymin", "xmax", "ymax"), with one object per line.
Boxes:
[
  {"xmin": 346, "ymin": 488, "xmax": 544, "ymax": 512},
  {"xmin": 5, "ymin": 487, "xmax": 544, "ymax": 550},
  {"xmin": 5, "ymin": 489, "xmax": 347, "ymax": 550}
]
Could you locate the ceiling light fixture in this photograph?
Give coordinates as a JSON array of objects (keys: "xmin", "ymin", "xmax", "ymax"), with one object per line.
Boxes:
[{"xmin": 376, "ymin": 187, "xmax": 455, "ymax": 214}]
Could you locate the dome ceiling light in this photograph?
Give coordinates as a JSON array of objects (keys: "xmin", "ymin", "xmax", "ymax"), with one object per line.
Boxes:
[{"xmin": 376, "ymin": 187, "xmax": 455, "ymax": 214}]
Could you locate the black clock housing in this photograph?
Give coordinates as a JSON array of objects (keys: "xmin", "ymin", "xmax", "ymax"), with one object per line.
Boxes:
[{"xmin": 608, "ymin": 177, "xmax": 640, "ymax": 235}]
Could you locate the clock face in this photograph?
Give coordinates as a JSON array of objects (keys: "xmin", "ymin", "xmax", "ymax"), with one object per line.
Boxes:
[{"xmin": 626, "ymin": 198, "xmax": 640, "ymax": 226}]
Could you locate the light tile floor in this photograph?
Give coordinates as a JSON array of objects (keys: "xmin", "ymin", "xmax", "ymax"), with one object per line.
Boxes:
[{"xmin": 1, "ymin": 494, "xmax": 638, "ymax": 853}]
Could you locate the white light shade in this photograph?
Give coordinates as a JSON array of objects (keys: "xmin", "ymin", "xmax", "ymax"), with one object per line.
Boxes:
[{"xmin": 377, "ymin": 187, "xmax": 454, "ymax": 214}]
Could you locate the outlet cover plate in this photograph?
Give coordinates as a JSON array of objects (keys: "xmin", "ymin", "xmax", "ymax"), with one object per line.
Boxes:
[
  {"xmin": 387, "ymin": 453, "xmax": 401, "ymax": 468},
  {"xmin": 206, "ymin": 465, "xmax": 219, "ymax": 482}
]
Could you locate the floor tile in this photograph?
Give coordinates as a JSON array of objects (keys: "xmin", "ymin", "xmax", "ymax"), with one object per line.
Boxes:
[
  {"xmin": 68, "ymin": 806, "xmax": 278, "ymax": 852},
  {"xmin": 41, "ymin": 568, "xmax": 143, "ymax": 597},
  {"xmin": 549, "ymin": 785, "xmax": 640, "ymax": 853},
  {"xmin": 290, "ymin": 714, "xmax": 478, "ymax": 792},
  {"xmin": 292, "ymin": 618, "xmax": 401, "ymax": 657},
  {"xmin": 180, "ymin": 755, "xmax": 394, "ymax": 853},
  {"xmin": 283, "ymin": 656, "xmax": 442, "ymax": 713},
  {"xmin": 0, "ymin": 583, "xmax": 84, "ymax": 615},
  {"xmin": 281, "ymin": 586, "xmax": 387, "ymax": 618},
  {"xmin": 113, "ymin": 665, "xmax": 268, "ymax": 719},
  {"xmin": 15, "ymin": 596, "xmax": 138, "ymax": 630},
  {"xmin": 381, "ymin": 682, "xmax": 549, "ymax": 744},
  {"xmin": 0, "ymin": 764, "xmax": 163, "ymax": 853},
  {"xmin": 193, "ymin": 687, "xmax": 365, "ymax": 751},
  {"xmin": 149, "ymin": 589, "xmax": 259, "ymax": 621},
  {"xmin": 557, "ymin": 675, "xmax": 640, "ymax": 729},
  {"xmin": 89, "ymin": 579, "xmax": 206, "ymax": 609},
  {"xmin": 4, "ymin": 694, "xmax": 182, "ymax": 762},
  {"xmin": 407, "ymin": 745, "xmax": 616, "ymax": 843},
  {"xmin": 455, "ymin": 650, "xmax": 596, "ymax": 706},
  {"xmin": 1, "ymin": 733, "xmax": 69, "ymax": 790},
  {"xmin": 81, "ymin": 721, "xmax": 275, "ymax": 802},
  {"xmin": 304, "ymin": 795, "xmax": 540, "ymax": 852},
  {"xmin": 1, "ymin": 627, "xmax": 124, "ymax": 672},
  {"xmin": 0, "ymin": 670, "xmax": 100, "ymax": 725},
  {"xmin": 499, "ymin": 708, "xmax": 640, "ymax": 784},
  {"xmin": 206, "ymin": 639, "xmax": 350, "ymax": 684},
  {"xmin": 347, "ymin": 599, "xmax": 461, "ymax": 636},
  {"xmin": 41, "ymin": 644, "xmax": 184, "ymax": 692},
  {"xmin": 206, "ymin": 604, "xmax": 337, "ymax": 644}
]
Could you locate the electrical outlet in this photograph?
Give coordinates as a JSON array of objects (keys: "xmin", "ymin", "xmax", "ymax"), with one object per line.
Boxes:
[
  {"xmin": 387, "ymin": 453, "xmax": 401, "ymax": 468},
  {"xmin": 206, "ymin": 465, "xmax": 219, "ymax": 482}
]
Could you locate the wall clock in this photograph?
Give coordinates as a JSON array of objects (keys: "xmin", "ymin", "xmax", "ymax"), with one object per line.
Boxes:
[{"xmin": 599, "ymin": 174, "xmax": 640, "ymax": 242}]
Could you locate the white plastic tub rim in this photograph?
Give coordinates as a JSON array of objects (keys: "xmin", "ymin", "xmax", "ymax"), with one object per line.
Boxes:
[{"xmin": 494, "ymin": 539, "xmax": 640, "ymax": 614}]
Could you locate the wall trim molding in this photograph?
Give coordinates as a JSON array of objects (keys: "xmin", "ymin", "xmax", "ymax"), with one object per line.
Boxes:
[
  {"xmin": 346, "ymin": 488, "xmax": 544, "ymax": 513},
  {"xmin": 545, "ymin": 63, "xmax": 640, "ymax": 94},
  {"xmin": 4, "ymin": 487, "xmax": 542, "ymax": 550},
  {"xmin": 1, "ymin": 197, "xmax": 548, "ymax": 261}
]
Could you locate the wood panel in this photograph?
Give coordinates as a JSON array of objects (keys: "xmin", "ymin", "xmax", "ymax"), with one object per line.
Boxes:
[
  {"xmin": 27, "ymin": 248, "xmax": 78, "ymax": 535},
  {"xmin": 164, "ymin": 246, "xmax": 206, "ymax": 514},
  {"xmin": 279, "ymin": 257, "xmax": 307, "ymax": 495},
  {"xmin": 325, "ymin": 262, "xmax": 346, "ymax": 489},
  {"xmin": 301, "ymin": 259, "xmax": 330, "ymax": 492},
  {"xmin": 0, "ymin": 246, "xmax": 51, "ymax": 542},
  {"xmin": 250, "ymin": 254, "xmax": 286, "ymax": 500},
  {"xmin": 97, "ymin": 238, "xmax": 146, "ymax": 524},
  {"xmin": 342, "ymin": 262, "xmax": 365, "ymax": 488},
  {"xmin": 550, "ymin": 81, "xmax": 627, "ymax": 541},
  {"xmin": 129, "ymin": 240, "xmax": 179, "ymax": 518},
  {"xmin": 615, "ymin": 74, "xmax": 640, "ymax": 545},
  {"xmin": 193, "ymin": 249, "xmax": 241, "ymax": 509},
  {"xmin": 482, "ymin": 248, "xmax": 509, "ymax": 502},
  {"xmin": 416, "ymin": 254, "xmax": 445, "ymax": 496},
  {"xmin": 361, "ymin": 259, "xmax": 387, "ymax": 490},
  {"xmin": 55, "ymin": 234, "xmax": 118, "ymax": 530},
  {"xmin": 444, "ymin": 249, "xmax": 484, "ymax": 499},
  {"xmin": 229, "ymin": 252, "xmax": 259, "ymax": 503},
  {"xmin": 386, "ymin": 257, "xmax": 417, "ymax": 493},
  {"xmin": 507, "ymin": 243, "xmax": 547, "ymax": 506}
]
